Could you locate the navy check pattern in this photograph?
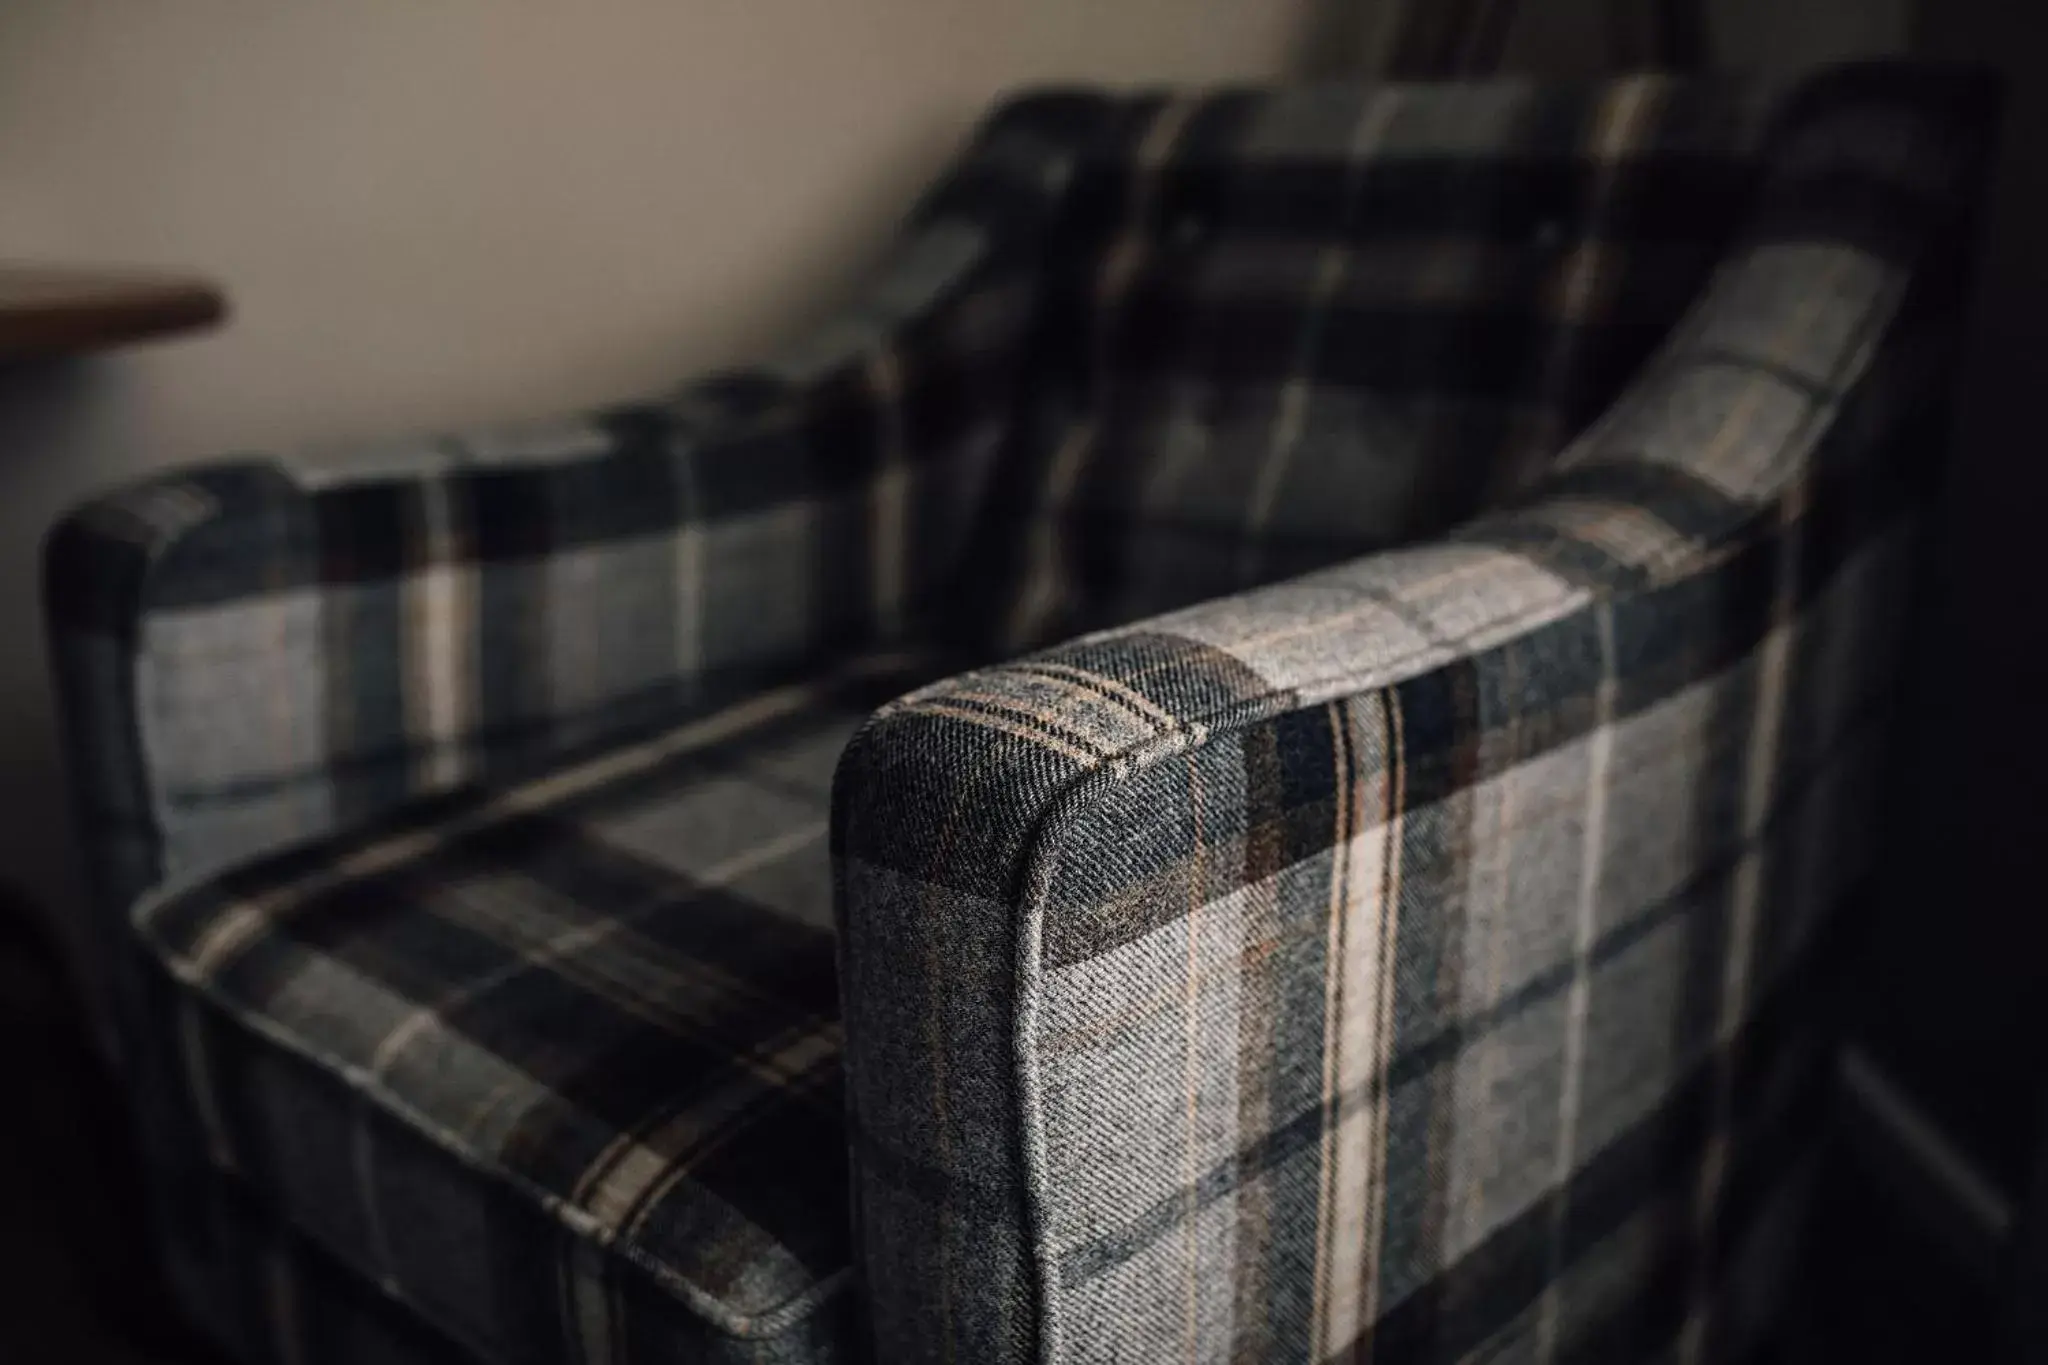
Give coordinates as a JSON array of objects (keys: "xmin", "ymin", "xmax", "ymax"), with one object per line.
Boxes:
[{"xmin": 45, "ymin": 61, "xmax": 1994, "ymax": 1365}]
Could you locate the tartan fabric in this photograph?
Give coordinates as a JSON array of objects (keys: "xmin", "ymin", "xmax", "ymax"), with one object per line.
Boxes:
[
  {"xmin": 834, "ymin": 63, "xmax": 1994, "ymax": 1364},
  {"xmin": 43, "ymin": 58, "xmax": 1993, "ymax": 1365},
  {"xmin": 43, "ymin": 167, "xmax": 1046, "ymax": 1018},
  {"xmin": 158, "ymin": 1176, "xmax": 863, "ymax": 1365},
  {"xmin": 953, "ymin": 74, "xmax": 1786, "ymax": 655},
  {"xmin": 129, "ymin": 662, "xmax": 915, "ymax": 1365}
]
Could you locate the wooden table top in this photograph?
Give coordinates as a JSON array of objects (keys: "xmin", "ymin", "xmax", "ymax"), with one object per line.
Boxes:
[{"xmin": 0, "ymin": 265, "xmax": 226, "ymax": 360}]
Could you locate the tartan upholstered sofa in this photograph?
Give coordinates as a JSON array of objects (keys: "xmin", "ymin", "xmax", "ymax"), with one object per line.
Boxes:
[{"xmin": 46, "ymin": 62, "xmax": 1993, "ymax": 1365}]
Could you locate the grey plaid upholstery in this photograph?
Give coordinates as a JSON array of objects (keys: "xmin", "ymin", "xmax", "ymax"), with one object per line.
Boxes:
[
  {"xmin": 835, "ymin": 64, "xmax": 1994, "ymax": 1364},
  {"xmin": 129, "ymin": 667, "xmax": 909, "ymax": 1364},
  {"xmin": 44, "ymin": 61, "xmax": 1991, "ymax": 1365}
]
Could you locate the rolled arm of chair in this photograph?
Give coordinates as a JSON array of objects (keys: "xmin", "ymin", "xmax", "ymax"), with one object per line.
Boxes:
[
  {"xmin": 831, "ymin": 63, "xmax": 1995, "ymax": 1364},
  {"xmin": 44, "ymin": 148, "xmax": 1059, "ymax": 928}
]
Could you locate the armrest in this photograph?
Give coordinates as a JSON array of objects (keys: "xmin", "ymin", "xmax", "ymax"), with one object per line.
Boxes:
[
  {"xmin": 43, "ymin": 134, "xmax": 1060, "ymax": 935},
  {"xmin": 831, "ymin": 63, "xmax": 1995, "ymax": 1363}
]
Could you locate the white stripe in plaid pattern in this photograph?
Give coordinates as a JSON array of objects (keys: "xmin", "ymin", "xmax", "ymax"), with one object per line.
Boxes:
[
  {"xmin": 1313, "ymin": 691, "xmax": 1402, "ymax": 1355},
  {"xmin": 1535, "ymin": 600, "xmax": 1617, "ymax": 1364},
  {"xmin": 404, "ymin": 473, "xmax": 474, "ymax": 791},
  {"xmin": 366, "ymin": 819, "xmax": 826, "ymax": 1081},
  {"xmin": 1173, "ymin": 745, "xmax": 1205, "ymax": 1357},
  {"xmin": 81, "ymin": 481, "xmax": 219, "ymax": 546},
  {"xmin": 563, "ymin": 1234, "xmax": 618, "ymax": 1365},
  {"xmin": 674, "ymin": 461, "xmax": 706, "ymax": 708},
  {"xmin": 1678, "ymin": 487, "xmax": 1802, "ymax": 1365},
  {"xmin": 902, "ymin": 698, "xmax": 1105, "ymax": 766},
  {"xmin": 1522, "ymin": 496, "xmax": 1699, "ymax": 571},
  {"xmin": 287, "ymin": 419, "xmax": 615, "ymax": 488},
  {"xmin": 1688, "ymin": 257, "xmax": 1864, "ymax": 496},
  {"xmin": 287, "ymin": 435, "xmax": 457, "ymax": 488},
  {"xmin": 1153, "ymin": 542, "xmax": 1588, "ymax": 704},
  {"xmin": 461, "ymin": 416, "xmax": 619, "ymax": 466},
  {"xmin": 893, "ymin": 659, "xmax": 1175, "ymax": 765},
  {"xmin": 1563, "ymin": 76, "xmax": 1668, "ymax": 315},
  {"xmin": 140, "ymin": 590, "xmax": 335, "ymax": 813}
]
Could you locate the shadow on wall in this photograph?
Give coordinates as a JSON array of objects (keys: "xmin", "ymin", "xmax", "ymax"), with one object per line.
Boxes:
[{"xmin": 0, "ymin": 361, "xmax": 129, "ymax": 988}]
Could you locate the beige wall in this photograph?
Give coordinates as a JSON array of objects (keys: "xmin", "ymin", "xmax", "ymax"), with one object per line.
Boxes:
[{"xmin": 0, "ymin": 1, "xmax": 1318, "ymax": 973}]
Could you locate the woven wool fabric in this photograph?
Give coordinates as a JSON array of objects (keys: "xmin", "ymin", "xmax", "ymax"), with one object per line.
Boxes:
[
  {"xmin": 43, "ymin": 180, "xmax": 1046, "ymax": 985},
  {"xmin": 127, "ymin": 665, "xmax": 915, "ymax": 1365},
  {"xmin": 952, "ymin": 74, "xmax": 1785, "ymax": 655},
  {"xmin": 44, "ymin": 60, "xmax": 1994, "ymax": 1365},
  {"xmin": 834, "ymin": 64, "xmax": 1995, "ymax": 1364}
]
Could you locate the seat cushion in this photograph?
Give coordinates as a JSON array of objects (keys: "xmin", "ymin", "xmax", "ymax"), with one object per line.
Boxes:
[
  {"xmin": 129, "ymin": 665, "xmax": 915, "ymax": 1365},
  {"xmin": 151, "ymin": 1168, "xmax": 860, "ymax": 1365}
]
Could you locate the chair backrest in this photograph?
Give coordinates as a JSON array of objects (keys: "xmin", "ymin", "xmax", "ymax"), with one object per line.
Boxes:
[{"xmin": 953, "ymin": 76, "xmax": 1785, "ymax": 653}]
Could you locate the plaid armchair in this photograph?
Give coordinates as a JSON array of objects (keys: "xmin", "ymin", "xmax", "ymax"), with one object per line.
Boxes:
[{"xmin": 46, "ymin": 63, "xmax": 1992, "ymax": 1365}]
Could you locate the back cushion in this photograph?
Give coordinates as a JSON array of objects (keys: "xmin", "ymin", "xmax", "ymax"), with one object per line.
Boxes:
[{"xmin": 957, "ymin": 76, "xmax": 1779, "ymax": 653}]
